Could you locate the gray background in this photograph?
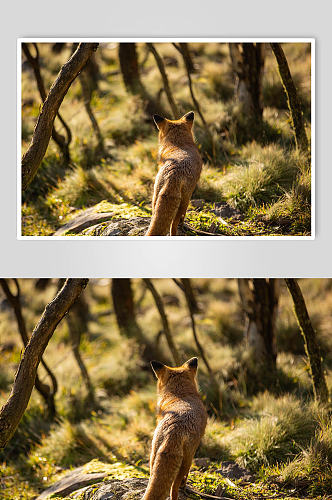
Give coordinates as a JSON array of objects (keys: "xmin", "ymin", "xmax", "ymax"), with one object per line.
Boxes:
[{"xmin": 1, "ymin": 0, "xmax": 330, "ymax": 277}]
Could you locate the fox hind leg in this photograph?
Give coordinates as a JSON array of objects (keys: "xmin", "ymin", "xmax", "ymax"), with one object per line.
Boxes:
[
  {"xmin": 171, "ymin": 197, "xmax": 190, "ymax": 236},
  {"xmin": 170, "ymin": 454, "xmax": 193, "ymax": 500}
]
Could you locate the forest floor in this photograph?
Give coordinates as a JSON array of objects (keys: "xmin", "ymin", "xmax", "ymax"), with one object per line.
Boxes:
[{"xmin": 21, "ymin": 42, "xmax": 312, "ymax": 237}]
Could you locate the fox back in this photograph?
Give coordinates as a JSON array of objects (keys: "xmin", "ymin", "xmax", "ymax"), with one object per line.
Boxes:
[
  {"xmin": 145, "ymin": 112, "xmax": 202, "ymax": 236},
  {"xmin": 142, "ymin": 357, "xmax": 207, "ymax": 500}
]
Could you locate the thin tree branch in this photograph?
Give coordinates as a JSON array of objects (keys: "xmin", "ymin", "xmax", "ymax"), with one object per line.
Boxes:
[{"xmin": 143, "ymin": 279, "xmax": 180, "ymax": 365}]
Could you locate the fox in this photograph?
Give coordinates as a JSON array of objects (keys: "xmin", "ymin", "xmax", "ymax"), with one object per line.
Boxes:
[
  {"xmin": 142, "ymin": 357, "xmax": 207, "ymax": 500},
  {"xmin": 145, "ymin": 111, "xmax": 203, "ymax": 236}
]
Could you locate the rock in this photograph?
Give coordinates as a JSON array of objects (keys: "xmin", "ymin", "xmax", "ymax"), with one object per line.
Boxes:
[
  {"xmin": 82, "ymin": 217, "xmax": 151, "ymax": 236},
  {"xmin": 36, "ymin": 466, "xmax": 108, "ymax": 499},
  {"xmin": 77, "ymin": 478, "xmax": 190, "ymax": 499},
  {"xmin": 215, "ymin": 461, "xmax": 255, "ymax": 482},
  {"xmin": 54, "ymin": 208, "xmax": 116, "ymax": 235},
  {"xmin": 78, "ymin": 478, "xmax": 148, "ymax": 499},
  {"xmin": 193, "ymin": 457, "xmax": 211, "ymax": 470},
  {"xmin": 39, "ymin": 476, "xmax": 190, "ymax": 499}
]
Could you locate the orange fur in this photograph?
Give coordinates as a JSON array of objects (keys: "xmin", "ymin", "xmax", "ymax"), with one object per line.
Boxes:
[
  {"xmin": 142, "ymin": 358, "xmax": 207, "ymax": 500},
  {"xmin": 145, "ymin": 112, "xmax": 202, "ymax": 236}
]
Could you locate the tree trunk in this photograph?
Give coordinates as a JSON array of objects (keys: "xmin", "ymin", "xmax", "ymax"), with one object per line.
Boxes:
[
  {"xmin": 0, "ymin": 279, "xmax": 58, "ymax": 417},
  {"xmin": 285, "ymin": 279, "xmax": 328, "ymax": 403},
  {"xmin": 173, "ymin": 43, "xmax": 207, "ymax": 126},
  {"xmin": 229, "ymin": 43, "xmax": 265, "ymax": 120},
  {"xmin": 111, "ymin": 279, "xmax": 164, "ymax": 362},
  {"xmin": 79, "ymin": 69, "xmax": 104, "ymax": 151},
  {"xmin": 66, "ymin": 298, "xmax": 96, "ymax": 404},
  {"xmin": 147, "ymin": 43, "xmax": 179, "ymax": 118},
  {"xmin": 180, "ymin": 278, "xmax": 222, "ymax": 415},
  {"xmin": 270, "ymin": 43, "xmax": 309, "ymax": 153},
  {"xmin": 179, "ymin": 43, "xmax": 195, "ymax": 73},
  {"xmin": 143, "ymin": 279, "xmax": 180, "ymax": 365},
  {"xmin": 238, "ymin": 278, "xmax": 279, "ymax": 389},
  {"xmin": 111, "ymin": 279, "xmax": 145, "ymax": 341},
  {"xmin": 118, "ymin": 43, "xmax": 165, "ymax": 116},
  {"xmin": 22, "ymin": 43, "xmax": 72, "ymax": 162},
  {"xmin": 22, "ymin": 43, "xmax": 99, "ymax": 191},
  {"xmin": 0, "ymin": 279, "xmax": 88, "ymax": 448}
]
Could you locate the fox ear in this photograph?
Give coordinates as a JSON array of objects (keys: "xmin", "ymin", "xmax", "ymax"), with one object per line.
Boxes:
[
  {"xmin": 183, "ymin": 111, "xmax": 195, "ymax": 122},
  {"xmin": 153, "ymin": 114, "xmax": 165, "ymax": 129},
  {"xmin": 150, "ymin": 360, "xmax": 165, "ymax": 378},
  {"xmin": 185, "ymin": 357, "xmax": 198, "ymax": 372}
]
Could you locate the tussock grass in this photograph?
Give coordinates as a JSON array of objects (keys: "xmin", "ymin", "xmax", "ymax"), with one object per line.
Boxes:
[
  {"xmin": 221, "ymin": 144, "xmax": 305, "ymax": 212},
  {"xmin": 225, "ymin": 393, "xmax": 318, "ymax": 470},
  {"xmin": 280, "ymin": 418, "xmax": 332, "ymax": 495}
]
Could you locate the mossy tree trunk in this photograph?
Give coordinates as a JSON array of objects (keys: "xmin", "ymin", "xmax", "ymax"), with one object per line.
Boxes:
[
  {"xmin": 270, "ymin": 43, "xmax": 309, "ymax": 153},
  {"xmin": 285, "ymin": 278, "xmax": 328, "ymax": 403},
  {"xmin": 229, "ymin": 43, "xmax": 265, "ymax": 120},
  {"xmin": 0, "ymin": 279, "xmax": 58, "ymax": 417},
  {"xmin": 238, "ymin": 278, "xmax": 280, "ymax": 389},
  {"xmin": 22, "ymin": 43, "xmax": 99, "ymax": 191},
  {"xmin": 0, "ymin": 279, "xmax": 88, "ymax": 449},
  {"xmin": 22, "ymin": 43, "xmax": 72, "ymax": 163}
]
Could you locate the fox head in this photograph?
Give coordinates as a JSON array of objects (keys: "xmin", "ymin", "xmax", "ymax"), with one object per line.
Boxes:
[
  {"xmin": 153, "ymin": 111, "xmax": 195, "ymax": 142},
  {"xmin": 150, "ymin": 357, "xmax": 199, "ymax": 394}
]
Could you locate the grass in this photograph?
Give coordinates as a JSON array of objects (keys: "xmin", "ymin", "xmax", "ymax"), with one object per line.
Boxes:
[
  {"xmin": 21, "ymin": 42, "xmax": 312, "ymax": 236},
  {"xmin": 1, "ymin": 279, "xmax": 330, "ymax": 499}
]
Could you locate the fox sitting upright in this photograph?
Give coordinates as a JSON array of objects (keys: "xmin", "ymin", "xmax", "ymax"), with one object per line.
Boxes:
[
  {"xmin": 142, "ymin": 357, "xmax": 207, "ymax": 500},
  {"xmin": 145, "ymin": 111, "xmax": 202, "ymax": 236}
]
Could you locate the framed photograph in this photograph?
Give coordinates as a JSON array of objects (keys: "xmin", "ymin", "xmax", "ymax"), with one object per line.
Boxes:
[{"xmin": 18, "ymin": 38, "xmax": 315, "ymax": 240}]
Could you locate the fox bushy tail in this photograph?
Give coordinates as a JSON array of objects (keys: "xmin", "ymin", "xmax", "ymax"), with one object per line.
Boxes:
[
  {"xmin": 145, "ymin": 182, "xmax": 181, "ymax": 236},
  {"xmin": 142, "ymin": 441, "xmax": 183, "ymax": 500}
]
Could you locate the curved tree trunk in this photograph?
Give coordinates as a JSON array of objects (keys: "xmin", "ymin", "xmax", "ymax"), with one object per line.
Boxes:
[
  {"xmin": 22, "ymin": 43, "xmax": 72, "ymax": 162},
  {"xmin": 285, "ymin": 279, "xmax": 328, "ymax": 403},
  {"xmin": 238, "ymin": 278, "xmax": 279, "ymax": 389},
  {"xmin": 180, "ymin": 278, "xmax": 222, "ymax": 415},
  {"xmin": 66, "ymin": 297, "xmax": 96, "ymax": 404},
  {"xmin": 270, "ymin": 43, "xmax": 309, "ymax": 153},
  {"xmin": 229, "ymin": 43, "xmax": 265, "ymax": 121},
  {"xmin": 147, "ymin": 43, "xmax": 179, "ymax": 118},
  {"xmin": 143, "ymin": 279, "xmax": 180, "ymax": 365},
  {"xmin": 118, "ymin": 43, "xmax": 164, "ymax": 115},
  {"xmin": 0, "ymin": 279, "xmax": 88, "ymax": 448},
  {"xmin": 0, "ymin": 279, "xmax": 58, "ymax": 417},
  {"xmin": 79, "ymin": 69, "xmax": 104, "ymax": 152},
  {"xmin": 173, "ymin": 43, "xmax": 207, "ymax": 126},
  {"xmin": 179, "ymin": 43, "xmax": 195, "ymax": 73},
  {"xmin": 111, "ymin": 279, "xmax": 163, "ymax": 362},
  {"xmin": 22, "ymin": 43, "xmax": 99, "ymax": 191}
]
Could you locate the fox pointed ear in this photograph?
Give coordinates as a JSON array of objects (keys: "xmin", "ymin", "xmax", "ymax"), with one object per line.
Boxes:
[
  {"xmin": 183, "ymin": 111, "xmax": 195, "ymax": 122},
  {"xmin": 185, "ymin": 357, "xmax": 198, "ymax": 372},
  {"xmin": 150, "ymin": 360, "xmax": 165, "ymax": 378},
  {"xmin": 153, "ymin": 114, "xmax": 165, "ymax": 129}
]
